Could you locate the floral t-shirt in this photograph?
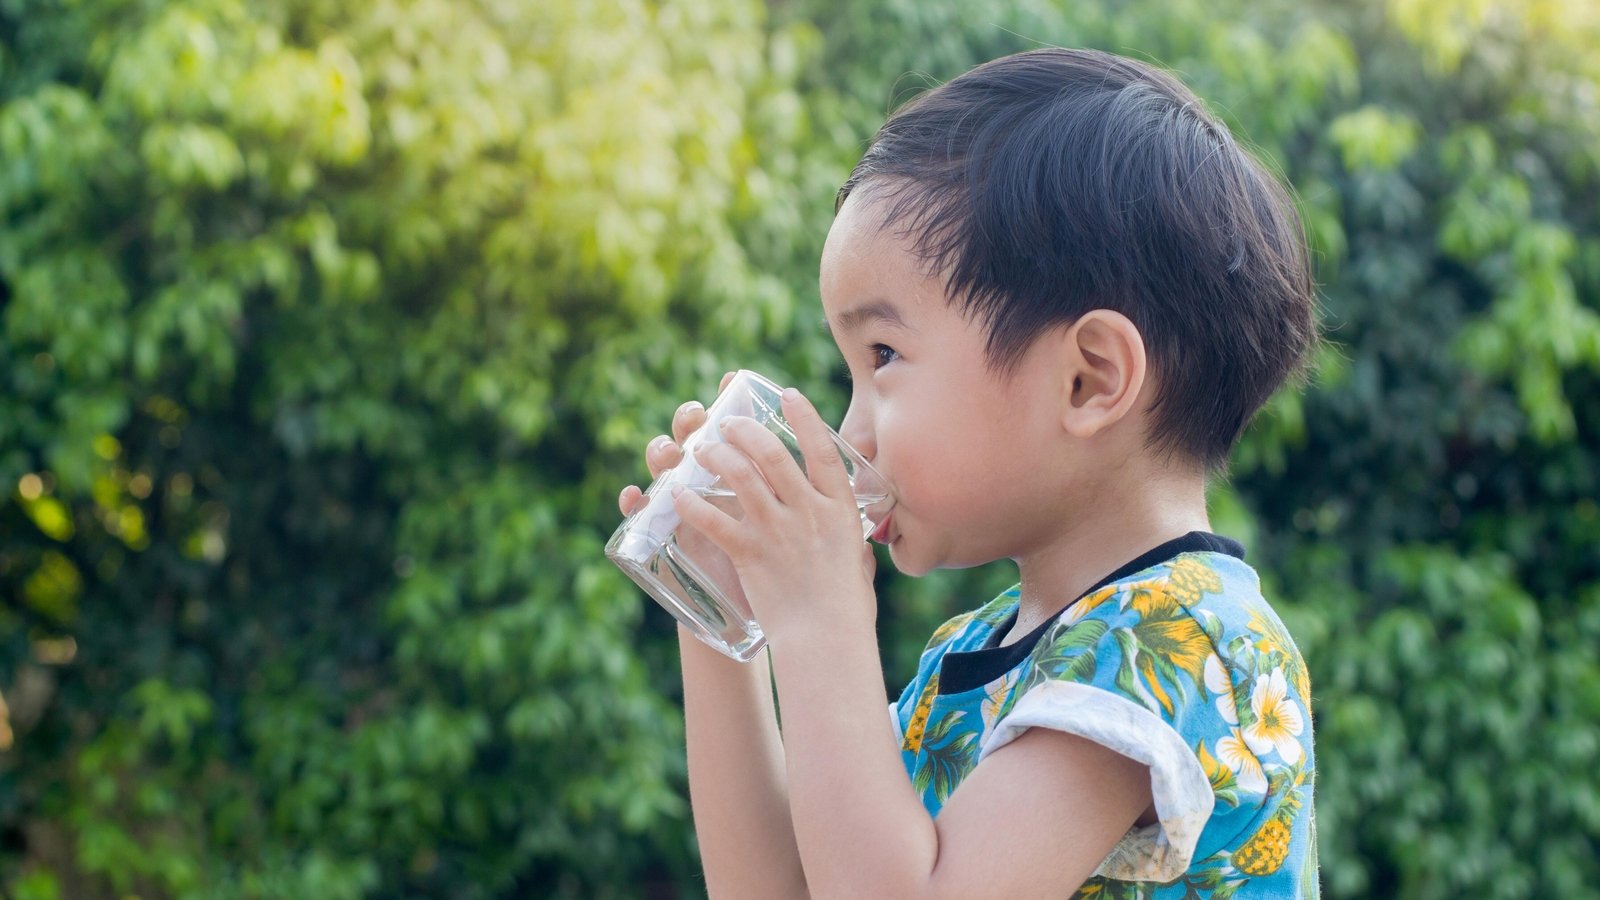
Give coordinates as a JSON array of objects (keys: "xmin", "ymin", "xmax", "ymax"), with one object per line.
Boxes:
[{"xmin": 889, "ymin": 533, "xmax": 1317, "ymax": 898}]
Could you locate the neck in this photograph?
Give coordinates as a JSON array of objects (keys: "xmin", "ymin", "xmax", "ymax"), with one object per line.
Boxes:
[{"xmin": 1005, "ymin": 461, "xmax": 1212, "ymax": 644}]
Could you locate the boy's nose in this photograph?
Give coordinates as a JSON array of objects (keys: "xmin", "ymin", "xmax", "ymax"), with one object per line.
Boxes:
[{"xmin": 839, "ymin": 400, "xmax": 876, "ymax": 462}]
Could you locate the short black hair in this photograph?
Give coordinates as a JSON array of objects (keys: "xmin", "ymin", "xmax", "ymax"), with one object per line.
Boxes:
[{"xmin": 838, "ymin": 48, "xmax": 1317, "ymax": 471}]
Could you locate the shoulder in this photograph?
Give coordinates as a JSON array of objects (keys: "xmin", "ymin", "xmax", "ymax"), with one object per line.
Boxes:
[
  {"xmin": 1165, "ymin": 552, "xmax": 1313, "ymax": 714},
  {"xmin": 1032, "ymin": 552, "xmax": 1307, "ymax": 693},
  {"xmin": 1018, "ymin": 550, "xmax": 1315, "ymax": 794},
  {"xmin": 921, "ymin": 587, "xmax": 1018, "ymax": 655},
  {"xmin": 995, "ymin": 552, "xmax": 1317, "ymax": 884}
]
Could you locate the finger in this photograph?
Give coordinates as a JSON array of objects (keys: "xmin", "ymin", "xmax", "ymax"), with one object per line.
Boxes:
[
  {"xmin": 781, "ymin": 387, "xmax": 853, "ymax": 499},
  {"xmin": 672, "ymin": 400, "xmax": 707, "ymax": 445},
  {"xmin": 646, "ymin": 434, "xmax": 685, "ymax": 479},
  {"xmin": 693, "ymin": 439, "xmax": 777, "ymax": 519},
  {"xmin": 671, "ymin": 485, "xmax": 749, "ymax": 560},
  {"xmin": 618, "ymin": 485, "xmax": 648, "ymax": 516},
  {"xmin": 718, "ymin": 416, "xmax": 813, "ymax": 506},
  {"xmin": 718, "ymin": 370, "xmax": 736, "ymax": 393}
]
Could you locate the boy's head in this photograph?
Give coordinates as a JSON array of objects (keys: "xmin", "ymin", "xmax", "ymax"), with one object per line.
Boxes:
[{"xmin": 833, "ymin": 48, "xmax": 1317, "ymax": 473}]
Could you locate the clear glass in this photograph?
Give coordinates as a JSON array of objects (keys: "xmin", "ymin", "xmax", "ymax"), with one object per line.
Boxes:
[{"xmin": 606, "ymin": 371, "xmax": 891, "ymax": 661}]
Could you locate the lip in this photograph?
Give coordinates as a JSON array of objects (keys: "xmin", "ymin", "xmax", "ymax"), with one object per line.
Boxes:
[{"xmin": 870, "ymin": 510, "xmax": 895, "ymax": 544}]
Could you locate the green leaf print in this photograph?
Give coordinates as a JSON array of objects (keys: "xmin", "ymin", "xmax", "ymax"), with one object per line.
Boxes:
[
  {"xmin": 1196, "ymin": 740, "xmax": 1242, "ymax": 808},
  {"xmin": 924, "ymin": 612, "xmax": 976, "ymax": 650},
  {"xmin": 1073, "ymin": 877, "xmax": 1153, "ymax": 899},
  {"xmin": 977, "ymin": 595, "xmax": 1021, "ymax": 628},
  {"xmin": 1196, "ymin": 606, "xmax": 1226, "ymax": 646},
  {"xmin": 1032, "ymin": 619, "xmax": 1107, "ymax": 683},
  {"xmin": 911, "ymin": 708, "xmax": 980, "ymax": 803},
  {"xmin": 1111, "ymin": 628, "xmax": 1154, "ymax": 713},
  {"xmin": 1212, "ymin": 879, "xmax": 1247, "ymax": 900},
  {"xmin": 1225, "ymin": 635, "xmax": 1262, "ymax": 734},
  {"xmin": 1134, "ymin": 644, "xmax": 1184, "ymax": 717}
]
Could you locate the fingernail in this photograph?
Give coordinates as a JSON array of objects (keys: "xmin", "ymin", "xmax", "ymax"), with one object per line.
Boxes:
[
  {"xmin": 649, "ymin": 435, "xmax": 669, "ymax": 450},
  {"xmin": 670, "ymin": 485, "xmax": 684, "ymax": 498},
  {"xmin": 783, "ymin": 387, "xmax": 800, "ymax": 402},
  {"xmin": 685, "ymin": 401, "xmax": 703, "ymax": 413}
]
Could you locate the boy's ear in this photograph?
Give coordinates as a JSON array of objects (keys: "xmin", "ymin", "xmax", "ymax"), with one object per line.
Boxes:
[{"xmin": 1056, "ymin": 309, "xmax": 1148, "ymax": 439}]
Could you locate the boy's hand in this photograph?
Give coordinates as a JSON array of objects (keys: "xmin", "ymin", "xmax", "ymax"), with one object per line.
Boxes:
[
  {"xmin": 617, "ymin": 372, "xmax": 752, "ymax": 619},
  {"xmin": 670, "ymin": 386, "xmax": 877, "ymax": 643}
]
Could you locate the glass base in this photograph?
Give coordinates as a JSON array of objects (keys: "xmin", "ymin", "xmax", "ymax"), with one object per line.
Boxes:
[{"xmin": 608, "ymin": 531, "xmax": 766, "ymax": 663}]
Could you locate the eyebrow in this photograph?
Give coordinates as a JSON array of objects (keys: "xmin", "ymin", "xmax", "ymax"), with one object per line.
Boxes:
[{"xmin": 822, "ymin": 300, "xmax": 912, "ymax": 336}]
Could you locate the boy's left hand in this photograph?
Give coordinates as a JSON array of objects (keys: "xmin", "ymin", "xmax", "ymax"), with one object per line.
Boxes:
[{"xmin": 671, "ymin": 387, "xmax": 878, "ymax": 643}]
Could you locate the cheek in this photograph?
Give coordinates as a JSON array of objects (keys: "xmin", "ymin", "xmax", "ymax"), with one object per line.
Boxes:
[{"xmin": 879, "ymin": 395, "xmax": 1006, "ymax": 514}]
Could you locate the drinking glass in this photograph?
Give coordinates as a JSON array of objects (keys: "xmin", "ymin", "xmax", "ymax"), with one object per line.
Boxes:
[{"xmin": 606, "ymin": 371, "xmax": 891, "ymax": 661}]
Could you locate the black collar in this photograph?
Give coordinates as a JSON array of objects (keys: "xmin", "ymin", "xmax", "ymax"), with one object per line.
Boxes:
[{"xmin": 936, "ymin": 531, "xmax": 1245, "ymax": 695}]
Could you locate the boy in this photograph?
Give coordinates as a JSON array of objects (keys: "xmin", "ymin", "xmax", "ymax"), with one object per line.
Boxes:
[{"xmin": 619, "ymin": 48, "xmax": 1317, "ymax": 898}]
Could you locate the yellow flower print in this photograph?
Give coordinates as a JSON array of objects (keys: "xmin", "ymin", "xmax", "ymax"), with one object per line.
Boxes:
[
  {"xmin": 1133, "ymin": 609, "xmax": 1212, "ymax": 685},
  {"xmin": 1196, "ymin": 740, "xmax": 1235, "ymax": 796},
  {"xmin": 1059, "ymin": 582, "xmax": 1120, "ymax": 628},
  {"xmin": 1123, "ymin": 579, "xmax": 1215, "ymax": 717},
  {"xmin": 1243, "ymin": 669, "xmax": 1305, "ymax": 764},
  {"xmin": 1247, "ymin": 607, "xmax": 1311, "ymax": 701},
  {"xmin": 1125, "ymin": 579, "xmax": 1178, "ymax": 619},
  {"xmin": 1217, "ymin": 727, "xmax": 1268, "ymax": 794},
  {"xmin": 1245, "ymin": 608, "xmax": 1283, "ymax": 656},
  {"xmin": 927, "ymin": 612, "xmax": 976, "ymax": 648}
]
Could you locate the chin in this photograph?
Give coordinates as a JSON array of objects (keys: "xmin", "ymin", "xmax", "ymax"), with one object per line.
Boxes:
[
  {"xmin": 886, "ymin": 542, "xmax": 937, "ymax": 578},
  {"xmin": 900, "ymin": 540, "xmax": 1007, "ymax": 577}
]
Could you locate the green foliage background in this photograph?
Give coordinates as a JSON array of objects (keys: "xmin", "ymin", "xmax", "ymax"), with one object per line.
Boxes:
[{"xmin": 2, "ymin": 0, "xmax": 1597, "ymax": 896}]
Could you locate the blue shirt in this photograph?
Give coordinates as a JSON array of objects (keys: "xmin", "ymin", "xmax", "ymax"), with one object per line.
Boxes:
[{"xmin": 890, "ymin": 533, "xmax": 1318, "ymax": 897}]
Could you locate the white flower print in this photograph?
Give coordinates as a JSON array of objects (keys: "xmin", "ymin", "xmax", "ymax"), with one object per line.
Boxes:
[
  {"xmin": 1217, "ymin": 727, "xmax": 1268, "ymax": 794},
  {"xmin": 1243, "ymin": 669, "xmax": 1305, "ymax": 764},
  {"xmin": 1204, "ymin": 653, "xmax": 1239, "ymax": 725},
  {"xmin": 980, "ymin": 669, "xmax": 1019, "ymax": 731}
]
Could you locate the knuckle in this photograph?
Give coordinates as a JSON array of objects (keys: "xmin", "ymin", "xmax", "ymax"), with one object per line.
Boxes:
[
  {"xmin": 812, "ymin": 442, "xmax": 843, "ymax": 468},
  {"xmin": 725, "ymin": 455, "xmax": 760, "ymax": 485},
  {"xmin": 758, "ymin": 439, "xmax": 792, "ymax": 469}
]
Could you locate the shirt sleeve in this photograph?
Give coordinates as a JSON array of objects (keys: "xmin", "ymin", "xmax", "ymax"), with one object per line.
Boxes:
[{"xmin": 976, "ymin": 576, "xmax": 1261, "ymax": 883}]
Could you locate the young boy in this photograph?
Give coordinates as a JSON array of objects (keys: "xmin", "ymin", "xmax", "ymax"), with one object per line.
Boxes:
[{"xmin": 619, "ymin": 48, "xmax": 1318, "ymax": 898}]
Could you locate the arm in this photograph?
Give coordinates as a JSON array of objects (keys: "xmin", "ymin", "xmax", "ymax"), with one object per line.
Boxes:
[
  {"xmin": 678, "ymin": 631, "xmax": 808, "ymax": 898},
  {"xmin": 768, "ymin": 621, "xmax": 1151, "ymax": 899},
  {"xmin": 619, "ymin": 383, "xmax": 807, "ymax": 898}
]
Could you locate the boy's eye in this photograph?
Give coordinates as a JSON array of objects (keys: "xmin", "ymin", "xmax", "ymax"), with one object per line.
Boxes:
[{"xmin": 871, "ymin": 343, "xmax": 900, "ymax": 369}]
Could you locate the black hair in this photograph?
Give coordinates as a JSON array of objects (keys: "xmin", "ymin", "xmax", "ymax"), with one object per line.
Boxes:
[{"xmin": 838, "ymin": 48, "xmax": 1318, "ymax": 471}]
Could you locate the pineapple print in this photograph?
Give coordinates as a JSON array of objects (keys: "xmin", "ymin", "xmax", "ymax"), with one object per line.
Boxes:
[
  {"xmin": 1231, "ymin": 768, "xmax": 1306, "ymax": 876},
  {"xmin": 902, "ymin": 673, "xmax": 940, "ymax": 753},
  {"xmin": 1166, "ymin": 555, "xmax": 1224, "ymax": 605}
]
